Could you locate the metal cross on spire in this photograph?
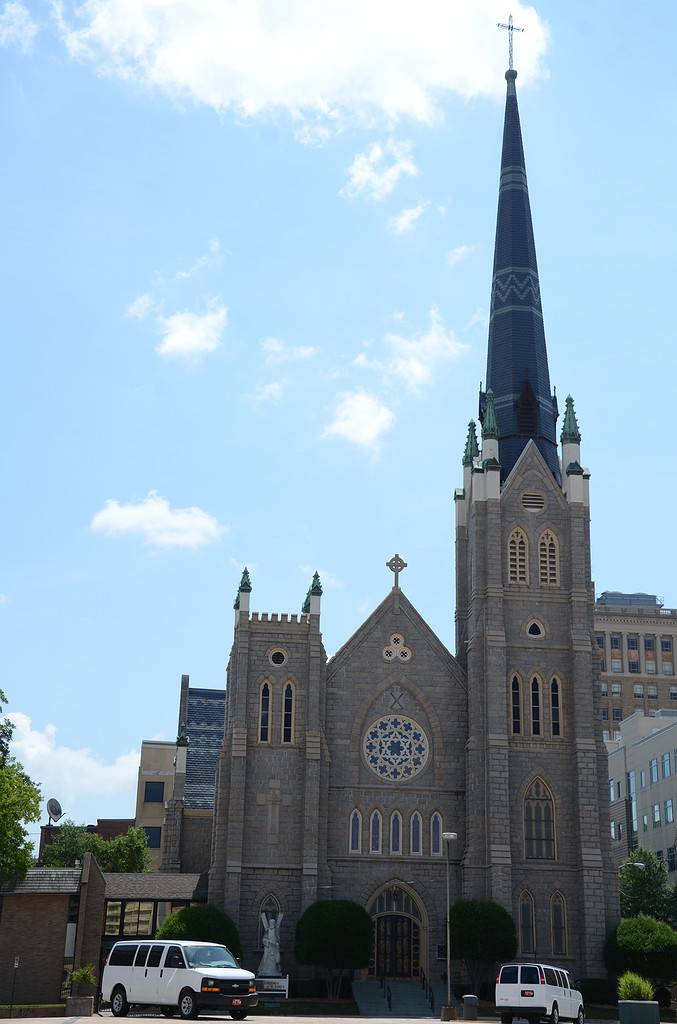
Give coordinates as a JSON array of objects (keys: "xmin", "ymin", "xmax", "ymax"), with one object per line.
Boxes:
[
  {"xmin": 386, "ymin": 553, "xmax": 407, "ymax": 589},
  {"xmin": 497, "ymin": 13, "xmax": 524, "ymax": 71}
]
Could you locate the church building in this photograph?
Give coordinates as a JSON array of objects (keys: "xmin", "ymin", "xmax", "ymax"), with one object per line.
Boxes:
[{"xmin": 158, "ymin": 65, "xmax": 618, "ymax": 980}]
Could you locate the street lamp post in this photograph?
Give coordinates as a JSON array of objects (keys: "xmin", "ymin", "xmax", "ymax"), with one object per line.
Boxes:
[{"xmin": 442, "ymin": 831, "xmax": 458, "ymax": 1014}]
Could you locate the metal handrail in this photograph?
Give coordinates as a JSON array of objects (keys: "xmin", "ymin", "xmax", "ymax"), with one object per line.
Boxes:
[{"xmin": 386, "ymin": 984, "xmax": 392, "ymax": 1011}]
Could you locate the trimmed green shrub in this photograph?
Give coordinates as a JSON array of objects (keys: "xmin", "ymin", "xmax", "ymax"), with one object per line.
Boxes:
[
  {"xmin": 448, "ymin": 899, "xmax": 517, "ymax": 995},
  {"xmin": 295, "ymin": 900, "xmax": 372, "ymax": 998},
  {"xmin": 618, "ymin": 972, "xmax": 655, "ymax": 1001},
  {"xmin": 156, "ymin": 904, "xmax": 241, "ymax": 958},
  {"xmin": 605, "ymin": 916, "xmax": 677, "ymax": 983}
]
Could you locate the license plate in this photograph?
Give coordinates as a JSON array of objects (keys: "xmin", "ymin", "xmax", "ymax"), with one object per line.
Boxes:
[
  {"xmin": 521, "ymin": 991, "xmax": 534, "ymax": 997},
  {"xmin": 232, "ymin": 999, "xmax": 242, "ymax": 1005}
]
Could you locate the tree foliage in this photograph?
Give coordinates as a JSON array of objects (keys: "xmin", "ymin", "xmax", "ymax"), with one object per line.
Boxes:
[
  {"xmin": 605, "ymin": 916, "xmax": 677, "ymax": 984},
  {"xmin": 0, "ymin": 689, "xmax": 41, "ymax": 879},
  {"xmin": 448, "ymin": 899, "xmax": 517, "ymax": 995},
  {"xmin": 42, "ymin": 821, "xmax": 151, "ymax": 872},
  {"xmin": 156, "ymin": 904, "xmax": 241, "ymax": 958},
  {"xmin": 620, "ymin": 850, "xmax": 672, "ymax": 921},
  {"xmin": 295, "ymin": 900, "xmax": 373, "ymax": 999}
]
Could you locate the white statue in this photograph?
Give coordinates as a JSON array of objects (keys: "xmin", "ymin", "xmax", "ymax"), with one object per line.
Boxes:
[{"xmin": 258, "ymin": 912, "xmax": 284, "ymax": 977}]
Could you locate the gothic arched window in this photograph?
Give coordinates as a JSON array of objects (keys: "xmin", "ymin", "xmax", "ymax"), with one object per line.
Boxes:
[
  {"xmin": 519, "ymin": 890, "xmax": 536, "ymax": 953},
  {"xmin": 257, "ymin": 893, "xmax": 280, "ymax": 949},
  {"xmin": 370, "ymin": 810, "xmax": 382, "ymax": 854},
  {"xmin": 508, "ymin": 528, "xmax": 528, "ymax": 584},
  {"xmin": 282, "ymin": 682, "xmax": 294, "ymax": 744},
  {"xmin": 539, "ymin": 530, "xmax": 560, "ymax": 586},
  {"xmin": 525, "ymin": 778, "xmax": 555, "ymax": 859},
  {"xmin": 531, "ymin": 676, "xmax": 542, "ymax": 736},
  {"xmin": 259, "ymin": 682, "xmax": 271, "ymax": 743},
  {"xmin": 551, "ymin": 892, "xmax": 567, "ymax": 955},
  {"xmin": 349, "ymin": 809, "xmax": 362, "ymax": 854},
  {"xmin": 511, "ymin": 675, "xmax": 522, "ymax": 735},
  {"xmin": 390, "ymin": 811, "xmax": 402, "ymax": 855},
  {"xmin": 410, "ymin": 812, "xmax": 422, "ymax": 855},
  {"xmin": 551, "ymin": 678, "xmax": 562, "ymax": 737},
  {"xmin": 430, "ymin": 812, "xmax": 442, "ymax": 856}
]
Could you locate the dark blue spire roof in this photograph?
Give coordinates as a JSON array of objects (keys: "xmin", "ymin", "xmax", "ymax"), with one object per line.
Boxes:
[{"xmin": 481, "ymin": 69, "xmax": 560, "ymax": 483}]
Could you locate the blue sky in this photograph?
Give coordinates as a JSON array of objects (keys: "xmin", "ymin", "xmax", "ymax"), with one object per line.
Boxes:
[{"xmin": 3, "ymin": 0, "xmax": 677, "ymax": 832}]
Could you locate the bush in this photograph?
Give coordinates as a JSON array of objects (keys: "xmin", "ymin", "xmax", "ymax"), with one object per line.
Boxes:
[
  {"xmin": 156, "ymin": 904, "xmax": 241, "ymax": 958},
  {"xmin": 576, "ymin": 978, "xmax": 617, "ymax": 1006},
  {"xmin": 295, "ymin": 900, "xmax": 372, "ymax": 999},
  {"xmin": 618, "ymin": 972, "xmax": 655, "ymax": 1001},
  {"xmin": 605, "ymin": 917, "xmax": 677, "ymax": 984},
  {"xmin": 69, "ymin": 964, "xmax": 97, "ymax": 990},
  {"xmin": 448, "ymin": 899, "xmax": 517, "ymax": 995}
]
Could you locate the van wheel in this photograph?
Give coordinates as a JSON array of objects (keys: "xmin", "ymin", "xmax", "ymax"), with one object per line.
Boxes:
[
  {"xmin": 230, "ymin": 1011, "xmax": 248, "ymax": 1021},
  {"xmin": 179, "ymin": 989, "xmax": 198, "ymax": 1020},
  {"xmin": 111, "ymin": 986, "xmax": 129, "ymax": 1018},
  {"xmin": 577, "ymin": 1008, "xmax": 585, "ymax": 1024},
  {"xmin": 550, "ymin": 1004, "xmax": 559, "ymax": 1024}
]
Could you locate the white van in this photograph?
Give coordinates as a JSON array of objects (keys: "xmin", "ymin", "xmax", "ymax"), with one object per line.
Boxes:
[
  {"xmin": 101, "ymin": 939, "xmax": 258, "ymax": 1020},
  {"xmin": 495, "ymin": 962, "xmax": 584, "ymax": 1024}
]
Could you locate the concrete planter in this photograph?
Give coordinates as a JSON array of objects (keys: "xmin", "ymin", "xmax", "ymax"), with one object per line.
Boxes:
[
  {"xmin": 65, "ymin": 994, "xmax": 94, "ymax": 1016},
  {"xmin": 619, "ymin": 999, "xmax": 661, "ymax": 1024}
]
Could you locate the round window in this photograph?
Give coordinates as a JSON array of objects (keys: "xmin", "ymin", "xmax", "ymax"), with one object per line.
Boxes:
[{"xmin": 269, "ymin": 650, "xmax": 287, "ymax": 666}]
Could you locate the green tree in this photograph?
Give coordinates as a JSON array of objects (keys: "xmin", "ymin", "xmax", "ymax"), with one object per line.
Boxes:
[
  {"xmin": 156, "ymin": 904, "xmax": 241, "ymax": 958},
  {"xmin": 619, "ymin": 850, "xmax": 671, "ymax": 921},
  {"xmin": 605, "ymin": 916, "xmax": 677, "ymax": 984},
  {"xmin": 42, "ymin": 821, "xmax": 151, "ymax": 872},
  {"xmin": 295, "ymin": 900, "xmax": 372, "ymax": 999},
  {"xmin": 448, "ymin": 899, "xmax": 517, "ymax": 995},
  {"xmin": 0, "ymin": 689, "xmax": 41, "ymax": 879}
]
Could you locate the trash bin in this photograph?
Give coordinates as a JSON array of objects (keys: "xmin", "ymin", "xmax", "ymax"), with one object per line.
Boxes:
[{"xmin": 462, "ymin": 994, "xmax": 478, "ymax": 1020}]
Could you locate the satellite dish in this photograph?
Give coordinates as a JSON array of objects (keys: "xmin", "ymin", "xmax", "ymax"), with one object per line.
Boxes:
[{"xmin": 47, "ymin": 798, "xmax": 63, "ymax": 824}]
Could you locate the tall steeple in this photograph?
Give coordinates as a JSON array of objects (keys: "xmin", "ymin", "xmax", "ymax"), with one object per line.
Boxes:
[{"xmin": 481, "ymin": 67, "xmax": 560, "ymax": 483}]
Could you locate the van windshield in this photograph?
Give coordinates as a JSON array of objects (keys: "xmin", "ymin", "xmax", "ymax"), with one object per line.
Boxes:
[{"xmin": 183, "ymin": 945, "xmax": 238, "ymax": 969}]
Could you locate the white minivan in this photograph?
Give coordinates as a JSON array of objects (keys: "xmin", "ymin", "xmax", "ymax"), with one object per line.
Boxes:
[
  {"xmin": 101, "ymin": 939, "xmax": 258, "ymax": 1020},
  {"xmin": 495, "ymin": 962, "xmax": 584, "ymax": 1024}
]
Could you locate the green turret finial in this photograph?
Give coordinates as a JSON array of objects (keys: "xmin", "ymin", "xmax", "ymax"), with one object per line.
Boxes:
[
  {"xmin": 482, "ymin": 389, "xmax": 499, "ymax": 440},
  {"xmin": 462, "ymin": 420, "xmax": 480, "ymax": 466},
  {"xmin": 560, "ymin": 395, "xmax": 581, "ymax": 444},
  {"xmin": 310, "ymin": 571, "xmax": 323, "ymax": 596},
  {"xmin": 233, "ymin": 591, "xmax": 240, "ymax": 610},
  {"xmin": 238, "ymin": 567, "xmax": 252, "ymax": 593},
  {"xmin": 301, "ymin": 590, "xmax": 310, "ymax": 613}
]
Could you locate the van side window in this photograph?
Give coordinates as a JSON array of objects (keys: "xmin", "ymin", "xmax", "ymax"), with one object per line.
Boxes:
[
  {"xmin": 555, "ymin": 970, "xmax": 565, "ymax": 987},
  {"xmin": 134, "ymin": 946, "xmax": 150, "ymax": 967},
  {"xmin": 147, "ymin": 945, "xmax": 164, "ymax": 968},
  {"xmin": 500, "ymin": 966, "xmax": 518, "ymax": 984},
  {"xmin": 521, "ymin": 965, "xmax": 539, "ymax": 985},
  {"xmin": 110, "ymin": 945, "xmax": 138, "ymax": 967},
  {"xmin": 563, "ymin": 973, "xmax": 572, "ymax": 989},
  {"xmin": 544, "ymin": 969, "xmax": 558, "ymax": 985},
  {"xmin": 165, "ymin": 946, "xmax": 186, "ymax": 969}
]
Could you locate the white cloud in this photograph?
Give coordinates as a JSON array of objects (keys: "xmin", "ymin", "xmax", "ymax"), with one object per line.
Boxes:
[
  {"xmin": 156, "ymin": 304, "xmax": 227, "ymax": 358},
  {"xmin": 340, "ymin": 139, "xmax": 418, "ymax": 201},
  {"xmin": 175, "ymin": 238, "xmax": 223, "ymax": 280},
  {"xmin": 323, "ymin": 390, "xmax": 394, "ymax": 450},
  {"xmin": 53, "ymin": 1, "xmax": 548, "ymax": 127},
  {"xmin": 466, "ymin": 306, "xmax": 489, "ymax": 330},
  {"xmin": 252, "ymin": 381, "xmax": 284, "ymax": 404},
  {"xmin": 447, "ymin": 243, "xmax": 474, "ymax": 268},
  {"xmin": 261, "ymin": 337, "xmax": 319, "ymax": 365},
  {"xmin": 90, "ymin": 490, "xmax": 225, "ymax": 549},
  {"xmin": 9, "ymin": 711, "xmax": 138, "ymax": 805},
  {"xmin": 386, "ymin": 306, "xmax": 467, "ymax": 387},
  {"xmin": 299, "ymin": 565, "xmax": 344, "ymax": 590},
  {"xmin": 0, "ymin": 594, "xmax": 8, "ymax": 605},
  {"xmin": 126, "ymin": 292, "xmax": 154, "ymax": 320},
  {"xmin": 0, "ymin": 2, "xmax": 38, "ymax": 52},
  {"xmin": 389, "ymin": 202, "xmax": 427, "ymax": 234}
]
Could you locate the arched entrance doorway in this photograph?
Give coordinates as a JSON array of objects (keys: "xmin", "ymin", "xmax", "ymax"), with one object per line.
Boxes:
[{"xmin": 367, "ymin": 882, "xmax": 426, "ymax": 979}]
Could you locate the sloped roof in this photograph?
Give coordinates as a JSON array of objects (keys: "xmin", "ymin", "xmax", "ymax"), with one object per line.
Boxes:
[
  {"xmin": 184, "ymin": 687, "xmax": 225, "ymax": 810},
  {"xmin": 104, "ymin": 872, "xmax": 205, "ymax": 900},
  {"xmin": 0, "ymin": 867, "xmax": 81, "ymax": 895}
]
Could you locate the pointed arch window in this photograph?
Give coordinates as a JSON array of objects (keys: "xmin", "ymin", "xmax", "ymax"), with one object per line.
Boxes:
[
  {"xmin": 257, "ymin": 894, "xmax": 281, "ymax": 949},
  {"xmin": 349, "ymin": 809, "xmax": 362, "ymax": 854},
  {"xmin": 531, "ymin": 676, "xmax": 542, "ymax": 736},
  {"xmin": 410, "ymin": 812, "xmax": 422, "ymax": 855},
  {"xmin": 370, "ymin": 810, "xmax": 382, "ymax": 854},
  {"xmin": 282, "ymin": 682, "xmax": 294, "ymax": 744},
  {"xmin": 390, "ymin": 811, "xmax": 402, "ymax": 855},
  {"xmin": 511, "ymin": 675, "xmax": 522, "ymax": 735},
  {"xmin": 551, "ymin": 678, "xmax": 561, "ymax": 737},
  {"xmin": 259, "ymin": 682, "xmax": 271, "ymax": 743},
  {"xmin": 430, "ymin": 812, "xmax": 443, "ymax": 856},
  {"xmin": 508, "ymin": 528, "xmax": 528, "ymax": 584},
  {"xmin": 551, "ymin": 892, "xmax": 567, "ymax": 955},
  {"xmin": 519, "ymin": 890, "xmax": 536, "ymax": 953},
  {"xmin": 525, "ymin": 778, "xmax": 555, "ymax": 859},
  {"xmin": 539, "ymin": 530, "xmax": 560, "ymax": 586}
]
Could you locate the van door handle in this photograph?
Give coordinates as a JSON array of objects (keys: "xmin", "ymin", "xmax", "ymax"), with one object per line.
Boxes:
[{"xmin": 145, "ymin": 969, "xmax": 148, "ymax": 977}]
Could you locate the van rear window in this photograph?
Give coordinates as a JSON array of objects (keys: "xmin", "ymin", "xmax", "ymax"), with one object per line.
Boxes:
[
  {"xmin": 500, "ymin": 967, "xmax": 518, "ymax": 984},
  {"xmin": 521, "ymin": 966, "xmax": 540, "ymax": 985},
  {"xmin": 110, "ymin": 945, "xmax": 138, "ymax": 966}
]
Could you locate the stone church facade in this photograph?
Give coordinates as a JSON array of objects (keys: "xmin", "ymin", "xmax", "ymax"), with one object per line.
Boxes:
[{"xmin": 161, "ymin": 67, "xmax": 618, "ymax": 980}]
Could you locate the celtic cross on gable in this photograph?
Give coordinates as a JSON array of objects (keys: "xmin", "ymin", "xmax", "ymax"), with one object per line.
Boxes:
[{"xmin": 386, "ymin": 553, "xmax": 407, "ymax": 588}]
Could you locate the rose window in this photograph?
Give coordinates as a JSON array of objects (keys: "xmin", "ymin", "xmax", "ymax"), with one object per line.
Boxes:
[
  {"xmin": 363, "ymin": 715, "xmax": 429, "ymax": 781},
  {"xmin": 383, "ymin": 633, "xmax": 412, "ymax": 663}
]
